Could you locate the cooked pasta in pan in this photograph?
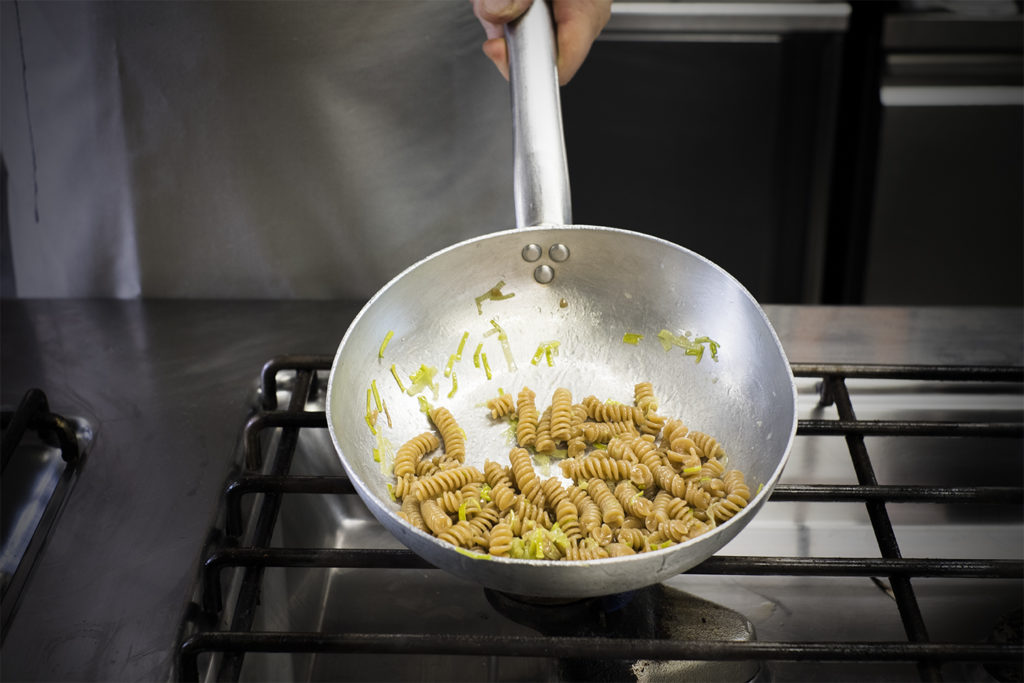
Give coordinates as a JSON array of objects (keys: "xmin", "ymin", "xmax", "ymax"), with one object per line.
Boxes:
[{"xmin": 387, "ymin": 382, "xmax": 751, "ymax": 561}]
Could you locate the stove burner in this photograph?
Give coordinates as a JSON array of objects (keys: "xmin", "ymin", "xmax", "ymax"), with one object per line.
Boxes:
[{"xmin": 485, "ymin": 584, "xmax": 760, "ymax": 682}]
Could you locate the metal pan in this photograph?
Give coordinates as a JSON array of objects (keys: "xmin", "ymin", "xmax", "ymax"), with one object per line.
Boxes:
[{"xmin": 326, "ymin": 2, "xmax": 797, "ymax": 598}]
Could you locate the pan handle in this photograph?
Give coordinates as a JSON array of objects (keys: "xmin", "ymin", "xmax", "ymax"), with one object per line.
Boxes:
[{"xmin": 505, "ymin": 0, "xmax": 572, "ymax": 228}]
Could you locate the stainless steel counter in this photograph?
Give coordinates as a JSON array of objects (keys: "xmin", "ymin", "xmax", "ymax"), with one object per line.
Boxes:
[{"xmin": 1, "ymin": 300, "xmax": 1021, "ymax": 681}]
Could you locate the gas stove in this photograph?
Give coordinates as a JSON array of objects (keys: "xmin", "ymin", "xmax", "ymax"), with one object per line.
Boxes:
[
  {"xmin": 176, "ymin": 355, "xmax": 1023, "ymax": 682},
  {"xmin": 0, "ymin": 302, "xmax": 1020, "ymax": 683}
]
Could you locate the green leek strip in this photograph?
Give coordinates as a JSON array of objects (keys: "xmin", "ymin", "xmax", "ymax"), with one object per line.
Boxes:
[
  {"xmin": 489, "ymin": 319, "xmax": 517, "ymax": 372},
  {"xmin": 530, "ymin": 346, "xmax": 545, "ymax": 366},
  {"xmin": 481, "ymin": 352, "xmax": 492, "ymax": 380},
  {"xmin": 378, "ymin": 330, "xmax": 394, "ymax": 358},
  {"xmin": 444, "ymin": 354, "xmax": 456, "ymax": 378},
  {"xmin": 365, "ymin": 387, "xmax": 372, "ymax": 416},
  {"xmin": 372, "ymin": 446, "xmax": 381, "ymax": 463},
  {"xmin": 370, "ymin": 380, "xmax": 382, "ymax": 412},
  {"xmin": 382, "ymin": 400, "xmax": 392, "ymax": 428},
  {"xmin": 480, "ymin": 483, "xmax": 492, "ymax": 502},
  {"xmin": 458, "ymin": 500, "xmax": 469, "ymax": 522},
  {"xmin": 455, "ymin": 331, "xmax": 470, "ymax": 360},
  {"xmin": 473, "ymin": 343, "xmax": 483, "ymax": 368},
  {"xmin": 386, "ymin": 483, "xmax": 395, "ymax": 501},
  {"xmin": 448, "ymin": 370, "xmax": 458, "ymax": 398},
  {"xmin": 417, "ymin": 395, "xmax": 431, "ymax": 414},
  {"xmin": 545, "ymin": 346, "xmax": 555, "ymax": 367},
  {"xmin": 622, "ymin": 332, "xmax": 643, "ymax": 345},
  {"xmin": 474, "ymin": 280, "xmax": 515, "ymax": 315},
  {"xmin": 455, "ymin": 547, "xmax": 492, "ymax": 560},
  {"xmin": 682, "ymin": 465, "xmax": 702, "ymax": 476},
  {"xmin": 390, "ymin": 364, "xmax": 406, "ymax": 392},
  {"xmin": 364, "ymin": 413, "xmax": 377, "ymax": 435}
]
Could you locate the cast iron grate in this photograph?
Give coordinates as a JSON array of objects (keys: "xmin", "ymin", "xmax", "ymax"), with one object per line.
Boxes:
[{"xmin": 176, "ymin": 356, "xmax": 1024, "ymax": 682}]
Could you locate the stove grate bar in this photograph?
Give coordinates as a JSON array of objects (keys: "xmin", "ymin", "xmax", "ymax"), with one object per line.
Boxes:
[{"xmin": 178, "ymin": 631, "xmax": 1023, "ymax": 683}]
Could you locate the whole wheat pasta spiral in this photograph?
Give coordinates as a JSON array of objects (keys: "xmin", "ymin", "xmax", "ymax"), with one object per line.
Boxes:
[
  {"xmin": 582, "ymin": 395, "xmax": 642, "ymax": 424},
  {"xmin": 567, "ymin": 485, "xmax": 603, "ymax": 535},
  {"xmin": 428, "ymin": 406, "xmax": 465, "ymax": 463},
  {"xmin": 509, "ymin": 447, "xmax": 544, "ymax": 506},
  {"xmin": 605, "ymin": 543, "xmax": 637, "ymax": 557},
  {"xmin": 617, "ymin": 526, "xmax": 649, "ymax": 551},
  {"xmin": 540, "ymin": 477, "xmax": 570, "ymax": 510},
  {"xmin": 410, "ymin": 465, "xmax": 484, "ymax": 501},
  {"xmin": 564, "ymin": 538, "xmax": 609, "ymax": 561},
  {"xmin": 689, "ymin": 430, "xmax": 725, "ymax": 459},
  {"xmin": 484, "ymin": 460, "xmax": 513, "ymax": 490},
  {"xmin": 554, "ymin": 498, "xmax": 583, "ymax": 542},
  {"xmin": 393, "ymin": 432, "xmax": 440, "ymax": 479},
  {"xmin": 561, "ymin": 454, "xmax": 632, "ymax": 482},
  {"xmin": 515, "ymin": 387, "xmax": 539, "ymax": 447},
  {"xmin": 587, "ymin": 478, "xmax": 625, "ymax": 528},
  {"xmin": 489, "ymin": 480, "xmax": 517, "ymax": 512},
  {"xmin": 399, "ymin": 494, "xmax": 429, "ymax": 533},
  {"xmin": 419, "ymin": 497, "xmax": 453, "ymax": 535},
  {"xmin": 549, "ymin": 387, "xmax": 573, "ymax": 443},
  {"xmin": 488, "ymin": 521, "xmax": 514, "ymax": 557},
  {"xmin": 615, "ymin": 480, "xmax": 653, "ymax": 518},
  {"xmin": 534, "ymin": 407, "xmax": 555, "ymax": 453},
  {"xmin": 634, "ymin": 382, "xmax": 658, "ymax": 414},
  {"xmin": 486, "ymin": 392, "xmax": 516, "ymax": 420}
]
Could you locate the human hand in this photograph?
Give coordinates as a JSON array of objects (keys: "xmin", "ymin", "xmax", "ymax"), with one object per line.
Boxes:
[{"xmin": 471, "ymin": 0, "xmax": 612, "ymax": 85}]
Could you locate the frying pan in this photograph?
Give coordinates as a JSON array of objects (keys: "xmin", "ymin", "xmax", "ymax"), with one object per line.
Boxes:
[{"xmin": 326, "ymin": 2, "xmax": 797, "ymax": 598}]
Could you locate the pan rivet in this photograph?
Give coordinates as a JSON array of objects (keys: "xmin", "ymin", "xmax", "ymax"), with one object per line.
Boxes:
[
  {"xmin": 534, "ymin": 264, "xmax": 554, "ymax": 284},
  {"xmin": 522, "ymin": 244, "xmax": 542, "ymax": 262},
  {"xmin": 549, "ymin": 244, "xmax": 570, "ymax": 262}
]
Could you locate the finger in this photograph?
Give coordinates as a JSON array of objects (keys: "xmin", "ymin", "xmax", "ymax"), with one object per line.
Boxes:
[
  {"xmin": 481, "ymin": 36, "xmax": 510, "ymax": 81},
  {"xmin": 472, "ymin": 0, "xmax": 535, "ymax": 26},
  {"xmin": 552, "ymin": 0, "xmax": 611, "ymax": 84}
]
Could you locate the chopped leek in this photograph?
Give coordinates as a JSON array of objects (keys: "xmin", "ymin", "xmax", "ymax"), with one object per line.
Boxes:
[
  {"xmin": 682, "ymin": 465, "xmax": 702, "ymax": 476},
  {"xmin": 382, "ymin": 400, "xmax": 392, "ymax": 428},
  {"xmin": 406, "ymin": 364, "xmax": 439, "ymax": 399},
  {"xmin": 455, "ymin": 547, "xmax": 492, "ymax": 560},
  {"xmin": 657, "ymin": 329, "xmax": 720, "ymax": 363},
  {"xmin": 530, "ymin": 340, "xmax": 561, "ymax": 367},
  {"xmin": 457, "ymin": 500, "xmax": 469, "ymax": 522},
  {"xmin": 444, "ymin": 354, "xmax": 456, "ymax": 378},
  {"xmin": 390, "ymin": 364, "xmax": 406, "ymax": 392},
  {"xmin": 378, "ymin": 330, "xmax": 394, "ymax": 358},
  {"xmin": 487, "ymin": 319, "xmax": 517, "ymax": 372},
  {"xmin": 455, "ymin": 331, "xmax": 470, "ymax": 360},
  {"xmin": 480, "ymin": 483, "xmax": 492, "ymax": 502},
  {"xmin": 622, "ymin": 332, "xmax": 643, "ymax": 345},
  {"xmin": 376, "ymin": 329, "xmax": 391, "ymax": 358},
  {"xmin": 473, "ymin": 343, "xmax": 483, "ymax": 368},
  {"xmin": 474, "ymin": 280, "xmax": 515, "ymax": 315},
  {"xmin": 481, "ymin": 352, "xmax": 492, "ymax": 380},
  {"xmin": 448, "ymin": 370, "xmax": 458, "ymax": 398},
  {"xmin": 417, "ymin": 395, "xmax": 431, "ymax": 414},
  {"xmin": 370, "ymin": 380, "xmax": 382, "ymax": 412}
]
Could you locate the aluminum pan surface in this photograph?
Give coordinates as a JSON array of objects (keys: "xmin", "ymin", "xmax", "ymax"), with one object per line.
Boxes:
[{"xmin": 326, "ymin": 225, "xmax": 797, "ymax": 597}]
